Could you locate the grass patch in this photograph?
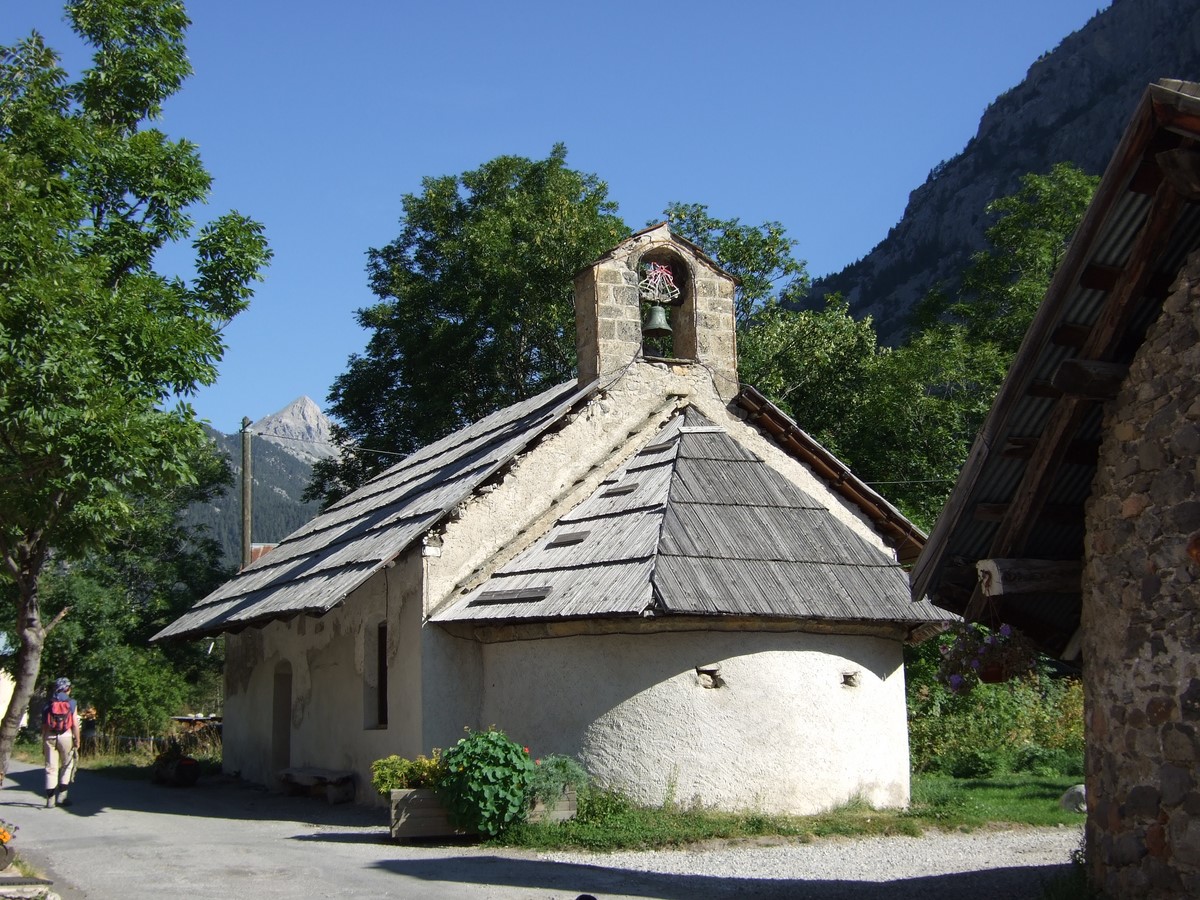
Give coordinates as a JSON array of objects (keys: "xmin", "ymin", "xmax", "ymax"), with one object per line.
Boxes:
[
  {"xmin": 910, "ymin": 774, "xmax": 1084, "ymax": 828},
  {"xmin": 496, "ymin": 775, "xmax": 1084, "ymax": 851}
]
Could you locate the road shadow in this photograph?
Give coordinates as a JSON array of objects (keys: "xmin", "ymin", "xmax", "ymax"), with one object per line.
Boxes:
[
  {"xmin": 0, "ymin": 761, "xmax": 388, "ymax": 830},
  {"xmin": 373, "ymin": 854, "xmax": 1074, "ymax": 900}
]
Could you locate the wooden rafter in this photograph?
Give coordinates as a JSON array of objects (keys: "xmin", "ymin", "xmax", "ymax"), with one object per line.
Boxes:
[{"xmin": 963, "ymin": 179, "xmax": 1185, "ymax": 620}]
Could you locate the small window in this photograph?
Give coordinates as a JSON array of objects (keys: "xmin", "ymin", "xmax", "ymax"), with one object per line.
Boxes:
[
  {"xmin": 376, "ymin": 623, "xmax": 388, "ymax": 727},
  {"xmin": 602, "ymin": 482, "xmax": 638, "ymax": 497},
  {"xmin": 547, "ymin": 531, "xmax": 589, "ymax": 548}
]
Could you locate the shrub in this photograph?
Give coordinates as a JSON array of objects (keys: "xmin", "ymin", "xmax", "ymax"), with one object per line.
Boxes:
[
  {"xmin": 948, "ymin": 748, "xmax": 1008, "ymax": 779},
  {"xmin": 575, "ymin": 785, "xmax": 635, "ymax": 828},
  {"xmin": 371, "ymin": 750, "xmax": 446, "ymax": 794},
  {"xmin": 1013, "ymin": 744, "xmax": 1084, "ymax": 778},
  {"xmin": 529, "ymin": 754, "xmax": 589, "ymax": 806},
  {"xmin": 906, "ymin": 637, "xmax": 1085, "ymax": 774},
  {"xmin": 439, "ymin": 728, "xmax": 534, "ymax": 837}
]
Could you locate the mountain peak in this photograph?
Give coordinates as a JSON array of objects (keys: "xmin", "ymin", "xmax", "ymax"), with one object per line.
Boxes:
[{"xmin": 251, "ymin": 396, "xmax": 337, "ymax": 462}]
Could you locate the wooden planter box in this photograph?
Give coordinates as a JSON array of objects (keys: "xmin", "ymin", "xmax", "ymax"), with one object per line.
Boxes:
[
  {"xmin": 527, "ymin": 786, "xmax": 577, "ymax": 824},
  {"xmin": 390, "ymin": 786, "xmax": 578, "ymax": 840},
  {"xmin": 389, "ymin": 789, "xmax": 471, "ymax": 840}
]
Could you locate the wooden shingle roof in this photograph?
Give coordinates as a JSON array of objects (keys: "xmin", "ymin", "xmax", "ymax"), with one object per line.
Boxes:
[
  {"xmin": 153, "ymin": 379, "xmax": 601, "ymax": 641},
  {"xmin": 157, "ymin": 371, "xmax": 938, "ymax": 643},
  {"xmin": 432, "ymin": 407, "xmax": 947, "ymax": 637}
]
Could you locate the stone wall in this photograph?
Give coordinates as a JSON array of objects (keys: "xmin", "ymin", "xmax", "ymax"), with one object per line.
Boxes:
[
  {"xmin": 574, "ymin": 225, "xmax": 739, "ymax": 400},
  {"xmin": 1082, "ymin": 250, "xmax": 1200, "ymax": 897}
]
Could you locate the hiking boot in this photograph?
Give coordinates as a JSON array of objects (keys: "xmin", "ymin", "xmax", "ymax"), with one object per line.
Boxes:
[{"xmin": 44, "ymin": 790, "xmax": 55, "ymax": 809}]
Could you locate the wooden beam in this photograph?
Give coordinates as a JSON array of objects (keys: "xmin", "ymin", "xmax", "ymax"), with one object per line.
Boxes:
[
  {"xmin": 1027, "ymin": 380, "xmax": 1062, "ymax": 399},
  {"xmin": 1050, "ymin": 322, "xmax": 1092, "ymax": 348},
  {"xmin": 1060, "ymin": 626, "xmax": 1083, "ymax": 662},
  {"xmin": 1157, "ymin": 147, "xmax": 1200, "ymax": 200},
  {"xmin": 1002, "ymin": 437, "xmax": 1101, "ymax": 466},
  {"xmin": 1130, "ymin": 156, "xmax": 1164, "ymax": 195},
  {"xmin": 1050, "ymin": 359, "xmax": 1130, "ymax": 400},
  {"xmin": 1077, "ymin": 265, "xmax": 1174, "ymax": 300},
  {"xmin": 976, "ymin": 558, "xmax": 1082, "ymax": 596},
  {"xmin": 973, "ymin": 503, "xmax": 1082, "ymax": 524},
  {"xmin": 965, "ymin": 180, "xmax": 1184, "ymax": 621}
]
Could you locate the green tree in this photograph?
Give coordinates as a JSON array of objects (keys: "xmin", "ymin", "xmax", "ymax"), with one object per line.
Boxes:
[
  {"xmin": 309, "ymin": 145, "xmax": 628, "ymax": 505},
  {"xmin": 912, "ymin": 162, "xmax": 1099, "ymax": 353},
  {"xmin": 737, "ymin": 295, "xmax": 877, "ymax": 455},
  {"xmin": 29, "ymin": 439, "xmax": 233, "ymax": 734},
  {"xmin": 841, "ymin": 328, "xmax": 1007, "ymax": 529},
  {"xmin": 0, "ymin": 1, "xmax": 270, "ymax": 771},
  {"xmin": 660, "ymin": 202, "xmax": 809, "ymax": 328}
]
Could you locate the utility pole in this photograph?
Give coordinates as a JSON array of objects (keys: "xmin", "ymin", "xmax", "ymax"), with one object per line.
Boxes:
[{"xmin": 241, "ymin": 416, "xmax": 252, "ymax": 569}]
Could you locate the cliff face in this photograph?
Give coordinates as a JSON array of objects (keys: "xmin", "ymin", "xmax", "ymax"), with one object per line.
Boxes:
[{"xmin": 814, "ymin": 0, "xmax": 1200, "ymax": 342}]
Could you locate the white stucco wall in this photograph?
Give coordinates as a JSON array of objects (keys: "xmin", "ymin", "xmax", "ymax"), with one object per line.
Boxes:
[
  {"xmin": 478, "ymin": 630, "xmax": 911, "ymax": 814},
  {"xmin": 222, "ymin": 552, "xmax": 430, "ymax": 802}
]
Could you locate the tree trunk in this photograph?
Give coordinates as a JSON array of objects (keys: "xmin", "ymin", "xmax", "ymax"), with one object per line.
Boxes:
[{"xmin": 0, "ymin": 565, "xmax": 47, "ymax": 781}]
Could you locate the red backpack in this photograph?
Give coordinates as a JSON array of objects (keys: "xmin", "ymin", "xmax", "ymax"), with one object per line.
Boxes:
[{"xmin": 45, "ymin": 698, "xmax": 72, "ymax": 735}]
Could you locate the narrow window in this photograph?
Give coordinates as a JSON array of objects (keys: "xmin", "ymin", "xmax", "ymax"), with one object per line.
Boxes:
[
  {"xmin": 376, "ymin": 622, "xmax": 388, "ymax": 727},
  {"xmin": 364, "ymin": 620, "xmax": 388, "ymax": 729}
]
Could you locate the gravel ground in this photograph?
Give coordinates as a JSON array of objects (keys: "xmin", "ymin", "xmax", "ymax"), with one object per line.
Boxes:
[{"xmin": 531, "ymin": 826, "xmax": 1084, "ymax": 899}]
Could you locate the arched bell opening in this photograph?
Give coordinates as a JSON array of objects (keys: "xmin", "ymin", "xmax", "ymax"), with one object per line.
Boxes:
[{"xmin": 637, "ymin": 249, "xmax": 695, "ymax": 360}]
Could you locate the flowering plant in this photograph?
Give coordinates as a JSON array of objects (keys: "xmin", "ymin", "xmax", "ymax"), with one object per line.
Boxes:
[
  {"xmin": 439, "ymin": 727, "xmax": 534, "ymax": 837},
  {"xmin": 0, "ymin": 819, "xmax": 17, "ymax": 844},
  {"xmin": 937, "ymin": 621, "xmax": 1038, "ymax": 693}
]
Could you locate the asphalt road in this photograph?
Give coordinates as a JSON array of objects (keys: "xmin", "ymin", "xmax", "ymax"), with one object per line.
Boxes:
[{"xmin": 0, "ymin": 760, "xmax": 1080, "ymax": 899}]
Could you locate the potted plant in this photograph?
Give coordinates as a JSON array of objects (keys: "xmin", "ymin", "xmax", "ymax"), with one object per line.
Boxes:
[
  {"xmin": 371, "ymin": 750, "xmax": 463, "ymax": 840},
  {"xmin": 937, "ymin": 621, "xmax": 1038, "ymax": 693},
  {"xmin": 527, "ymin": 754, "xmax": 586, "ymax": 824},
  {"xmin": 438, "ymin": 728, "xmax": 534, "ymax": 837}
]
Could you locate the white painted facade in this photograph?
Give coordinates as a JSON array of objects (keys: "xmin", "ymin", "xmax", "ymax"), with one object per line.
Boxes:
[
  {"xmin": 481, "ymin": 631, "xmax": 909, "ymax": 814},
  {"xmin": 221, "ymin": 362, "xmax": 917, "ymax": 811}
]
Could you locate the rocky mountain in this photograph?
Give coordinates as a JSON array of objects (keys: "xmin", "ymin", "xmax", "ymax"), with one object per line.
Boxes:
[
  {"xmin": 812, "ymin": 0, "xmax": 1200, "ymax": 343},
  {"xmin": 250, "ymin": 395, "xmax": 337, "ymax": 465},
  {"xmin": 183, "ymin": 398, "xmax": 335, "ymax": 565}
]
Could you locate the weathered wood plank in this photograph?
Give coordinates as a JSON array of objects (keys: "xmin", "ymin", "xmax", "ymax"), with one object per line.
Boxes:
[{"xmin": 977, "ymin": 558, "xmax": 1083, "ymax": 596}]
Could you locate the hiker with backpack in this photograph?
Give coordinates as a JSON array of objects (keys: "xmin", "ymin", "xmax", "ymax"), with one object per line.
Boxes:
[{"xmin": 42, "ymin": 677, "xmax": 80, "ymax": 808}]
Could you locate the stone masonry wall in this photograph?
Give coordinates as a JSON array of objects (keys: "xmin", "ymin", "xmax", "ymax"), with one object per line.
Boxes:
[{"xmin": 1081, "ymin": 249, "xmax": 1200, "ymax": 898}]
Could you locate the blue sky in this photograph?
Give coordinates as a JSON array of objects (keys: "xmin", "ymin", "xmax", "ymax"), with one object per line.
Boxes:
[{"xmin": 11, "ymin": 1, "xmax": 1110, "ymax": 433}]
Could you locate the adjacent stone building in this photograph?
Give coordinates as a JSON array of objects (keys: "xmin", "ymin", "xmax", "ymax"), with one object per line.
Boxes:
[
  {"xmin": 157, "ymin": 224, "xmax": 945, "ymax": 815},
  {"xmin": 911, "ymin": 80, "xmax": 1200, "ymax": 897},
  {"xmin": 1083, "ymin": 250, "xmax": 1200, "ymax": 892}
]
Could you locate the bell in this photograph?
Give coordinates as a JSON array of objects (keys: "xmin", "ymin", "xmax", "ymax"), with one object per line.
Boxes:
[{"xmin": 642, "ymin": 303, "xmax": 672, "ymax": 339}]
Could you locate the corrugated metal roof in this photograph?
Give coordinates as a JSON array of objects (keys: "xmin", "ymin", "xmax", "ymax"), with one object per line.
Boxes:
[
  {"xmin": 153, "ymin": 379, "xmax": 602, "ymax": 641},
  {"xmin": 911, "ymin": 80, "xmax": 1200, "ymax": 655},
  {"xmin": 434, "ymin": 406, "xmax": 946, "ymax": 632}
]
